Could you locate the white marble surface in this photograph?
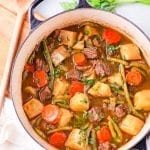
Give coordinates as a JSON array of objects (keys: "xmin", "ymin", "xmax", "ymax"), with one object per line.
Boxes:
[{"xmin": 0, "ymin": 1, "xmax": 150, "ymax": 150}]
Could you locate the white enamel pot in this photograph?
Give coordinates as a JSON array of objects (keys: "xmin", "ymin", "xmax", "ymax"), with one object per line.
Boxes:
[{"xmin": 11, "ymin": 0, "xmax": 150, "ymax": 149}]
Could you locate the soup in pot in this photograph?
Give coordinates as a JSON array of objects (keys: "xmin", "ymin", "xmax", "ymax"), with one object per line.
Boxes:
[{"xmin": 22, "ymin": 22, "xmax": 150, "ymax": 150}]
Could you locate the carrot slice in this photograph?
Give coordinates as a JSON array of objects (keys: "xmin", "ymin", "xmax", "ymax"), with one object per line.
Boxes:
[
  {"xmin": 126, "ymin": 70, "xmax": 142, "ymax": 86},
  {"xmin": 73, "ymin": 53, "xmax": 86, "ymax": 66},
  {"xmin": 97, "ymin": 126, "xmax": 112, "ymax": 143},
  {"xmin": 49, "ymin": 132, "xmax": 67, "ymax": 147},
  {"xmin": 42, "ymin": 104, "xmax": 61, "ymax": 124},
  {"xmin": 24, "ymin": 64, "xmax": 35, "ymax": 73},
  {"xmin": 103, "ymin": 29, "xmax": 121, "ymax": 44},
  {"xmin": 33, "ymin": 70, "xmax": 48, "ymax": 87},
  {"xmin": 68, "ymin": 81, "xmax": 84, "ymax": 96}
]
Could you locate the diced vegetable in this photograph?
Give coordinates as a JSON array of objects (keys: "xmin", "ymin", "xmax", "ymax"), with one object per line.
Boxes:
[
  {"xmin": 73, "ymin": 41, "xmax": 84, "ymax": 50},
  {"xmin": 73, "ymin": 53, "xmax": 87, "ymax": 66},
  {"xmin": 51, "ymin": 46, "xmax": 70, "ymax": 66},
  {"xmin": 68, "ymin": 81, "xmax": 84, "ymax": 96},
  {"xmin": 33, "ymin": 70, "xmax": 48, "ymax": 87},
  {"xmin": 58, "ymin": 108, "xmax": 73, "ymax": 127},
  {"xmin": 126, "ymin": 70, "xmax": 142, "ymax": 86},
  {"xmin": 120, "ymin": 44, "xmax": 141, "ymax": 60},
  {"xmin": 120, "ymin": 114, "xmax": 144, "ymax": 135},
  {"xmin": 23, "ymin": 98, "xmax": 43, "ymax": 119},
  {"xmin": 103, "ymin": 29, "xmax": 121, "ymax": 44},
  {"xmin": 42, "ymin": 40, "xmax": 54, "ymax": 90},
  {"xmin": 88, "ymin": 81, "xmax": 112, "ymax": 97},
  {"xmin": 65, "ymin": 129, "xmax": 88, "ymax": 150},
  {"xmin": 84, "ymin": 25, "xmax": 98, "ymax": 36},
  {"xmin": 24, "ymin": 64, "xmax": 35, "ymax": 72},
  {"xmin": 70, "ymin": 92, "xmax": 89, "ymax": 112},
  {"xmin": 108, "ymin": 73, "xmax": 123, "ymax": 86},
  {"xmin": 97, "ymin": 126, "xmax": 112, "ymax": 143},
  {"xmin": 53, "ymin": 78, "xmax": 69, "ymax": 96},
  {"xmin": 59, "ymin": 30, "xmax": 77, "ymax": 46},
  {"xmin": 24, "ymin": 86, "xmax": 36, "ymax": 97},
  {"xmin": 42, "ymin": 104, "xmax": 61, "ymax": 124},
  {"xmin": 108, "ymin": 116, "xmax": 123, "ymax": 143},
  {"xmin": 134, "ymin": 90, "xmax": 150, "ymax": 111},
  {"xmin": 49, "ymin": 132, "xmax": 67, "ymax": 147}
]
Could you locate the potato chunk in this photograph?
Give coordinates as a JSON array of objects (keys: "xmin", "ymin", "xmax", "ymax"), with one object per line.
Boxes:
[
  {"xmin": 23, "ymin": 98, "xmax": 43, "ymax": 119},
  {"xmin": 59, "ymin": 108, "xmax": 73, "ymax": 127},
  {"xmin": 73, "ymin": 41, "xmax": 84, "ymax": 50},
  {"xmin": 88, "ymin": 81, "xmax": 112, "ymax": 97},
  {"xmin": 51, "ymin": 46, "xmax": 70, "ymax": 66},
  {"xmin": 84, "ymin": 25, "xmax": 98, "ymax": 37},
  {"xmin": 59, "ymin": 30, "xmax": 77, "ymax": 47},
  {"xmin": 70, "ymin": 92, "xmax": 89, "ymax": 112},
  {"xmin": 108, "ymin": 73, "xmax": 123, "ymax": 86},
  {"xmin": 120, "ymin": 115, "xmax": 144, "ymax": 135},
  {"xmin": 53, "ymin": 78, "xmax": 69, "ymax": 96},
  {"xmin": 134, "ymin": 90, "xmax": 150, "ymax": 111},
  {"xmin": 120, "ymin": 44, "xmax": 141, "ymax": 60},
  {"xmin": 65, "ymin": 129, "xmax": 88, "ymax": 150}
]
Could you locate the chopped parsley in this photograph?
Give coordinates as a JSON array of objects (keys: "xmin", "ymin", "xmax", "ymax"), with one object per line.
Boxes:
[
  {"xmin": 80, "ymin": 98, "xmax": 88, "ymax": 104},
  {"xmin": 106, "ymin": 44, "xmax": 120, "ymax": 52},
  {"xmin": 54, "ymin": 67, "xmax": 61, "ymax": 78},
  {"xmin": 81, "ymin": 78, "xmax": 96, "ymax": 86}
]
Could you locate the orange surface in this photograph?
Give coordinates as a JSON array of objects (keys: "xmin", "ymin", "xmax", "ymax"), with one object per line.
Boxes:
[{"xmin": 0, "ymin": 0, "xmax": 29, "ymax": 94}]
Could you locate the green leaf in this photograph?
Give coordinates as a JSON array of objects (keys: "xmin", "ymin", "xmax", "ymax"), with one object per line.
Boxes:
[
  {"xmin": 81, "ymin": 78, "xmax": 96, "ymax": 86},
  {"xmin": 60, "ymin": 0, "xmax": 77, "ymax": 10},
  {"xmin": 54, "ymin": 67, "xmax": 61, "ymax": 78},
  {"xmin": 107, "ymin": 44, "xmax": 120, "ymax": 52}
]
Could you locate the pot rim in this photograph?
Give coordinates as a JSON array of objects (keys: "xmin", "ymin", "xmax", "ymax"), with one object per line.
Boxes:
[{"xmin": 11, "ymin": 8, "xmax": 150, "ymax": 150}]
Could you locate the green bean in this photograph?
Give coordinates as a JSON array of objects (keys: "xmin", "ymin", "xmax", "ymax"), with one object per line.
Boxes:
[
  {"xmin": 108, "ymin": 116, "xmax": 123, "ymax": 143},
  {"xmin": 119, "ymin": 64, "xmax": 144, "ymax": 119},
  {"xmin": 131, "ymin": 67, "xmax": 148, "ymax": 78},
  {"xmin": 34, "ymin": 127, "xmax": 47, "ymax": 140},
  {"xmin": 35, "ymin": 116, "xmax": 42, "ymax": 127},
  {"xmin": 91, "ymin": 129, "xmax": 97, "ymax": 150},
  {"xmin": 107, "ymin": 57, "xmax": 129, "ymax": 65},
  {"xmin": 42, "ymin": 40, "xmax": 54, "ymax": 90},
  {"xmin": 85, "ymin": 124, "xmax": 93, "ymax": 145},
  {"xmin": 47, "ymin": 126, "xmax": 72, "ymax": 135},
  {"xmin": 127, "ymin": 61, "xmax": 150, "ymax": 75}
]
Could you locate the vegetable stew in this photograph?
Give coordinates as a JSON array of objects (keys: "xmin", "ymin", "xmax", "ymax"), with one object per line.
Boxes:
[{"xmin": 22, "ymin": 21, "xmax": 150, "ymax": 150}]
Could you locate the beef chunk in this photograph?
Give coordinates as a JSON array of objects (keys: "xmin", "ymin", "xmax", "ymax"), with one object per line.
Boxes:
[
  {"xmin": 92, "ymin": 60, "xmax": 111, "ymax": 76},
  {"xmin": 83, "ymin": 47, "xmax": 98, "ymax": 59},
  {"xmin": 66, "ymin": 69, "xmax": 81, "ymax": 80},
  {"xmin": 98, "ymin": 142, "xmax": 117, "ymax": 150},
  {"xmin": 88, "ymin": 107, "xmax": 103, "ymax": 122},
  {"xmin": 39, "ymin": 86, "xmax": 51, "ymax": 103},
  {"xmin": 115, "ymin": 104, "xmax": 127, "ymax": 118},
  {"xmin": 35, "ymin": 58, "xmax": 49, "ymax": 72}
]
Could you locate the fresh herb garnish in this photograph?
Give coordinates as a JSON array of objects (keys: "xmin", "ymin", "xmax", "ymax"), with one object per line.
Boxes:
[
  {"xmin": 81, "ymin": 78, "xmax": 96, "ymax": 86},
  {"xmin": 72, "ymin": 111, "xmax": 88, "ymax": 128},
  {"xmin": 60, "ymin": 0, "xmax": 77, "ymax": 10},
  {"xmin": 54, "ymin": 67, "xmax": 61, "ymax": 78},
  {"xmin": 55, "ymin": 99, "xmax": 69, "ymax": 109},
  {"xmin": 80, "ymin": 98, "xmax": 88, "ymax": 104},
  {"xmin": 107, "ymin": 44, "xmax": 120, "ymax": 52},
  {"xmin": 78, "ymin": 130, "xmax": 87, "ymax": 145},
  {"xmin": 109, "ymin": 83, "xmax": 122, "ymax": 94}
]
